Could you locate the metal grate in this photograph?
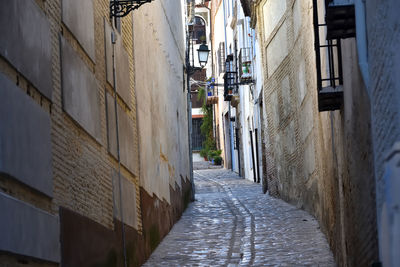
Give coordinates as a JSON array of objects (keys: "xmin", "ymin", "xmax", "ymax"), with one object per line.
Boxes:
[
  {"xmin": 239, "ymin": 48, "xmax": 252, "ymax": 83},
  {"xmin": 218, "ymin": 42, "xmax": 226, "ymax": 75},
  {"xmin": 224, "ymin": 54, "xmax": 237, "ymax": 101},
  {"xmin": 313, "ymin": 0, "xmax": 347, "ymax": 112},
  {"xmin": 192, "ymin": 118, "xmax": 205, "ymax": 151}
]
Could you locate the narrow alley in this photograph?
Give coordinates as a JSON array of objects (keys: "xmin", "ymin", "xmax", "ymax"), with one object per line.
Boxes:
[
  {"xmin": 0, "ymin": 0, "xmax": 399, "ymax": 266},
  {"xmin": 143, "ymin": 167, "xmax": 335, "ymax": 266}
]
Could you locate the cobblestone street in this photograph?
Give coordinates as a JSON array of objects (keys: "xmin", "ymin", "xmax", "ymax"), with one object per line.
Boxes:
[{"xmin": 143, "ymin": 168, "xmax": 335, "ymax": 266}]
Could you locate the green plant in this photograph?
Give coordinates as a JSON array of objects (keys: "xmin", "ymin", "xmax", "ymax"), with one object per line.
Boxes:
[
  {"xmin": 214, "ymin": 156, "xmax": 222, "ymax": 165},
  {"xmin": 197, "ymin": 85, "xmax": 217, "ymax": 158},
  {"xmin": 207, "ymin": 150, "xmax": 220, "ymax": 161},
  {"xmin": 199, "ymin": 148, "xmax": 208, "ymax": 159}
]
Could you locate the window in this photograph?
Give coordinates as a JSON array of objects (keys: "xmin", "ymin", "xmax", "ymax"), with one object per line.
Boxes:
[
  {"xmin": 218, "ymin": 42, "xmax": 226, "ymax": 75},
  {"xmin": 193, "ymin": 16, "xmax": 206, "ymax": 44}
]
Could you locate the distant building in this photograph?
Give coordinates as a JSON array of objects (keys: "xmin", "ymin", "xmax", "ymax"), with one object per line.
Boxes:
[{"xmin": 209, "ymin": 0, "xmax": 263, "ymax": 182}]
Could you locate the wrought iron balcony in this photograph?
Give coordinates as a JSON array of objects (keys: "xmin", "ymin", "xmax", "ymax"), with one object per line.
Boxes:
[
  {"xmin": 313, "ymin": 0, "xmax": 353, "ymax": 111},
  {"xmin": 325, "ymin": 1, "xmax": 356, "ymax": 40},
  {"xmin": 239, "ymin": 48, "xmax": 253, "ymax": 84},
  {"xmin": 224, "ymin": 54, "xmax": 238, "ymax": 101},
  {"xmin": 224, "ymin": 71, "xmax": 237, "ymax": 101}
]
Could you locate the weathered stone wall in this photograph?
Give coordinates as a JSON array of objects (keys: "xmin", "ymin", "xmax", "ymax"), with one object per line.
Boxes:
[
  {"xmin": 0, "ymin": 0, "xmax": 191, "ymax": 266},
  {"xmin": 133, "ymin": 0, "xmax": 190, "ymax": 204},
  {"xmin": 254, "ymin": 0, "xmax": 378, "ymax": 265},
  {"xmin": 366, "ymin": 0, "xmax": 400, "ymax": 253}
]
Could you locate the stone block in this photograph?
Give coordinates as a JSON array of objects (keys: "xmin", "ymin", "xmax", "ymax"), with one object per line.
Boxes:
[
  {"xmin": 104, "ymin": 20, "xmax": 114, "ymax": 87},
  {"xmin": 303, "ymin": 139, "xmax": 316, "ymax": 179},
  {"xmin": 0, "ymin": 192, "xmax": 60, "ymax": 262},
  {"xmin": 0, "ymin": 73, "xmax": 53, "ymax": 197},
  {"xmin": 284, "ymin": 120, "xmax": 296, "ymax": 155},
  {"xmin": 266, "ymin": 22, "xmax": 288, "ymax": 76},
  {"xmin": 106, "ymin": 92, "xmax": 138, "ymax": 175},
  {"xmin": 62, "ymin": 0, "xmax": 95, "ymax": 61},
  {"xmin": 297, "ymin": 60, "xmax": 306, "ymax": 106},
  {"xmin": 112, "ymin": 171, "xmax": 138, "ymax": 229},
  {"xmin": 0, "ymin": 0, "xmax": 52, "ymax": 99},
  {"xmin": 116, "ymin": 37, "xmax": 132, "ymax": 106},
  {"xmin": 293, "ymin": 0, "xmax": 302, "ymax": 39},
  {"xmin": 61, "ymin": 36, "xmax": 101, "ymax": 143},
  {"xmin": 271, "ymin": 91, "xmax": 279, "ymax": 128},
  {"xmin": 263, "ymin": 0, "xmax": 287, "ymax": 40},
  {"xmin": 299, "ymin": 98, "xmax": 314, "ymax": 142},
  {"xmin": 104, "ymin": 20, "xmax": 132, "ymax": 107},
  {"xmin": 281, "ymin": 76, "xmax": 291, "ymax": 118}
]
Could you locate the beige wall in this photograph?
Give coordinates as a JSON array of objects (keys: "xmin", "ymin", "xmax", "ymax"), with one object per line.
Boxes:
[
  {"xmin": 0, "ymin": 0, "xmax": 192, "ymax": 265},
  {"xmin": 0, "ymin": 0, "xmax": 141, "ymax": 231},
  {"xmin": 133, "ymin": 0, "xmax": 190, "ymax": 204}
]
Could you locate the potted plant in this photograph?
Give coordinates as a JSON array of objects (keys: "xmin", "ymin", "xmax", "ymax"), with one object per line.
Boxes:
[
  {"xmin": 207, "ymin": 150, "xmax": 218, "ymax": 161},
  {"xmin": 200, "ymin": 148, "xmax": 208, "ymax": 161},
  {"xmin": 214, "ymin": 156, "xmax": 222, "ymax": 165}
]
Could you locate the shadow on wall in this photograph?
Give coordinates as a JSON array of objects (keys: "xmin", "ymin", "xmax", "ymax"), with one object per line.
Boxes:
[{"xmin": 60, "ymin": 177, "xmax": 193, "ymax": 267}]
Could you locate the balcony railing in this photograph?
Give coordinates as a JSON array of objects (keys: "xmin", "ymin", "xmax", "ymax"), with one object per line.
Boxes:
[
  {"xmin": 224, "ymin": 54, "xmax": 238, "ymax": 101},
  {"xmin": 239, "ymin": 48, "xmax": 252, "ymax": 83},
  {"xmin": 224, "ymin": 71, "xmax": 237, "ymax": 101},
  {"xmin": 313, "ymin": 0, "xmax": 355, "ymax": 111}
]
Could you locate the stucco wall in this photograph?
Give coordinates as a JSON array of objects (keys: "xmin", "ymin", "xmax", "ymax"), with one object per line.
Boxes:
[
  {"xmin": 133, "ymin": 0, "xmax": 190, "ymax": 204},
  {"xmin": 254, "ymin": 0, "xmax": 378, "ymax": 265},
  {"xmin": 366, "ymin": 0, "xmax": 400, "ymax": 232}
]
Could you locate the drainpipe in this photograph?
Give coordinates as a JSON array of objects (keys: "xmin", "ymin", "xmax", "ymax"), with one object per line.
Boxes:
[
  {"xmin": 255, "ymin": 128, "xmax": 260, "ymax": 183},
  {"xmin": 111, "ymin": 30, "xmax": 128, "ymax": 267},
  {"xmin": 249, "ymin": 130, "xmax": 257, "ymax": 183},
  {"xmin": 186, "ymin": 27, "xmax": 195, "ymax": 201},
  {"xmin": 222, "ymin": 0, "xmax": 234, "ymax": 170},
  {"xmin": 355, "ymin": 0, "xmax": 370, "ymax": 93}
]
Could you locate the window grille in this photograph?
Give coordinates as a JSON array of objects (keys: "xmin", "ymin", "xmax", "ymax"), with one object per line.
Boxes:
[
  {"xmin": 218, "ymin": 42, "xmax": 225, "ymax": 75},
  {"xmin": 239, "ymin": 48, "xmax": 252, "ymax": 83},
  {"xmin": 313, "ymin": 0, "xmax": 354, "ymax": 111}
]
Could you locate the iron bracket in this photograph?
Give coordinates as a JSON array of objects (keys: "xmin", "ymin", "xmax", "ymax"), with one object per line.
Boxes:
[{"xmin": 110, "ymin": 0, "xmax": 153, "ymax": 18}]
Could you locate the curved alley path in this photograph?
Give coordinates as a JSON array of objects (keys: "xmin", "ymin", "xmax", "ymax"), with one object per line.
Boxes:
[{"xmin": 143, "ymin": 169, "xmax": 335, "ymax": 266}]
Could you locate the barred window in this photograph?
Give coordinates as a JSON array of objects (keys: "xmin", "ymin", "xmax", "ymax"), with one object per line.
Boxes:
[{"xmin": 218, "ymin": 42, "xmax": 225, "ymax": 75}]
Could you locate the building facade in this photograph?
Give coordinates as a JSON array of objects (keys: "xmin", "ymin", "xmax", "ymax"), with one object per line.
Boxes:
[
  {"xmin": 250, "ymin": 0, "xmax": 380, "ymax": 265},
  {"xmin": 364, "ymin": 0, "xmax": 400, "ymax": 265},
  {"xmin": 209, "ymin": 0, "xmax": 262, "ymax": 176},
  {"xmin": 0, "ymin": 0, "xmax": 191, "ymax": 266}
]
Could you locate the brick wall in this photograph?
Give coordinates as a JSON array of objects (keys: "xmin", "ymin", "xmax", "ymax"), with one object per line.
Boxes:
[
  {"xmin": 0, "ymin": 0, "xmax": 191, "ymax": 266},
  {"xmin": 253, "ymin": 0, "xmax": 379, "ymax": 265}
]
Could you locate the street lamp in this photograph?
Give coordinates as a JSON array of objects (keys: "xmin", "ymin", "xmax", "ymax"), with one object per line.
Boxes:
[
  {"xmin": 187, "ymin": 43, "xmax": 210, "ymax": 75},
  {"xmin": 197, "ymin": 43, "xmax": 210, "ymax": 68}
]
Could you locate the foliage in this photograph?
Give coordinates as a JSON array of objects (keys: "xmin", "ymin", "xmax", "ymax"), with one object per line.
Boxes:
[
  {"xmin": 199, "ymin": 148, "xmax": 208, "ymax": 158},
  {"xmin": 197, "ymin": 86, "xmax": 216, "ymax": 159},
  {"xmin": 207, "ymin": 149, "xmax": 221, "ymax": 161},
  {"xmin": 213, "ymin": 156, "xmax": 222, "ymax": 165}
]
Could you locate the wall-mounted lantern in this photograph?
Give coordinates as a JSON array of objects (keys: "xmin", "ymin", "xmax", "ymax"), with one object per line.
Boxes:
[{"xmin": 197, "ymin": 43, "xmax": 210, "ymax": 68}]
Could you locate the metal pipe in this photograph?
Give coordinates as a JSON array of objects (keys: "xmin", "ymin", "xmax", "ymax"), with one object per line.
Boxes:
[
  {"xmin": 186, "ymin": 24, "xmax": 195, "ymax": 200},
  {"xmin": 313, "ymin": 0, "xmax": 322, "ymax": 92},
  {"xmin": 355, "ymin": 0, "xmax": 369, "ymax": 91},
  {"xmin": 255, "ymin": 128, "xmax": 260, "ymax": 183},
  {"xmin": 111, "ymin": 30, "xmax": 128, "ymax": 267},
  {"xmin": 249, "ymin": 130, "xmax": 256, "ymax": 183}
]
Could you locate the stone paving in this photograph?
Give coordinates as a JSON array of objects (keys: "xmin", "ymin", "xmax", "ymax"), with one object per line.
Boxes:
[{"xmin": 143, "ymin": 169, "xmax": 336, "ymax": 266}]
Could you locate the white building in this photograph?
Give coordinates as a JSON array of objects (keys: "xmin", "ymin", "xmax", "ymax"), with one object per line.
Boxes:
[{"xmin": 210, "ymin": 0, "xmax": 263, "ymax": 182}]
